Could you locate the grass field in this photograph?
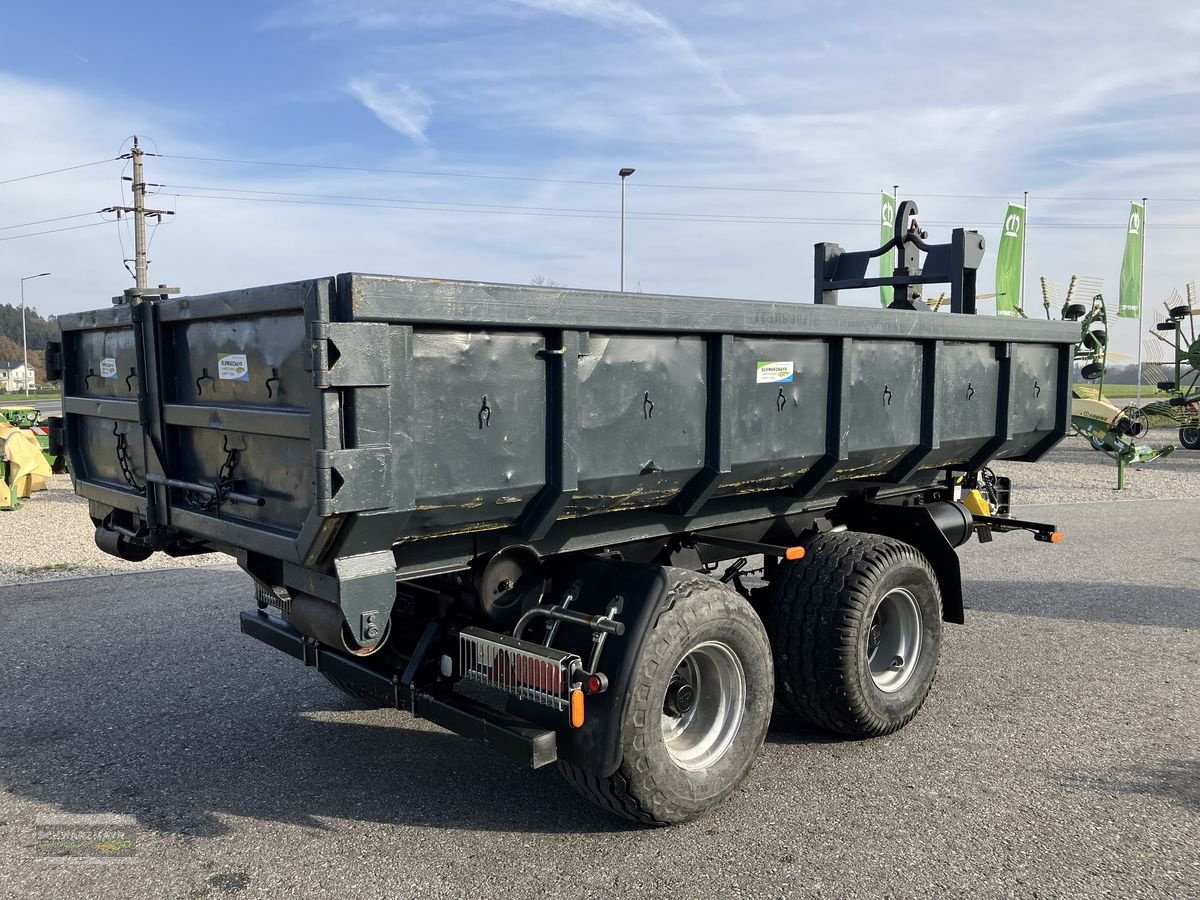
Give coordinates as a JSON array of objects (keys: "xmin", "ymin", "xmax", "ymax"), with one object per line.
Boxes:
[
  {"xmin": 1072, "ymin": 383, "xmax": 1170, "ymax": 400},
  {"xmin": 0, "ymin": 390, "xmax": 60, "ymax": 404}
]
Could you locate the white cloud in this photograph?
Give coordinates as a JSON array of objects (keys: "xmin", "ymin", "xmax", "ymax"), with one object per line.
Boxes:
[
  {"xmin": 346, "ymin": 78, "xmax": 433, "ymax": 143},
  {"xmin": 509, "ymin": 0, "xmax": 740, "ymax": 100}
]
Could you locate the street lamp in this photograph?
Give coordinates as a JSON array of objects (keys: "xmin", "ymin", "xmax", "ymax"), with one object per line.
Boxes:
[
  {"xmin": 619, "ymin": 167, "xmax": 635, "ymax": 291},
  {"xmin": 20, "ymin": 272, "xmax": 50, "ymax": 397}
]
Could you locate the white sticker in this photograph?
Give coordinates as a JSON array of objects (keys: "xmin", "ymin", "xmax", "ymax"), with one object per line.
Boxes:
[
  {"xmin": 99, "ymin": 357, "xmax": 118, "ymax": 379},
  {"xmin": 756, "ymin": 361, "xmax": 794, "ymax": 384},
  {"xmin": 218, "ymin": 353, "xmax": 250, "ymax": 382}
]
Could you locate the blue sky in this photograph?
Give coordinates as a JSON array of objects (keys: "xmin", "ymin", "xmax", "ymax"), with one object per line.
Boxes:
[{"xmin": 3, "ymin": 1, "xmax": 1200, "ymax": 359}]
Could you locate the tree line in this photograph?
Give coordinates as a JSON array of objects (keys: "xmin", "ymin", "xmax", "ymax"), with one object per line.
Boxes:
[{"xmin": 0, "ymin": 303, "xmax": 57, "ymax": 380}]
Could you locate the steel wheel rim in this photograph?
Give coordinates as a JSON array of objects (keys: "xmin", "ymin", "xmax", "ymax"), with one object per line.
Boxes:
[
  {"xmin": 660, "ymin": 641, "xmax": 746, "ymax": 771},
  {"xmin": 867, "ymin": 588, "xmax": 922, "ymax": 693}
]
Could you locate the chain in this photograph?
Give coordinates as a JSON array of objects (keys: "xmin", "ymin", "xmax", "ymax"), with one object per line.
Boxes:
[
  {"xmin": 187, "ymin": 439, "xmax": 241, "ymax": 512},
  {"xmin": 112, "ymin": 424, "xmax": 144, "ymax": 492}
]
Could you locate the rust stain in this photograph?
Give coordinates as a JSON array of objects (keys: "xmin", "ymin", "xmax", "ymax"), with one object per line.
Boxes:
[{"xmin": 414, "ymin": 495, "xmax": 486, "ymax": 512}]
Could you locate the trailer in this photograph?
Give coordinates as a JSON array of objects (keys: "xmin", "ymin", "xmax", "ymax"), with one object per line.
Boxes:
[{"xmin": 49, "ymin": 202, "xmax": 1077, "ymax": 824}]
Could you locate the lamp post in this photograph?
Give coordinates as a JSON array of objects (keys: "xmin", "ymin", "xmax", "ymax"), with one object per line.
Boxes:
[
  {"xmin": 619, "ymin": 167, "xmax": 635, "ymax": 291},
  {"xmin": 20, "ymin": 272, "xmax": 50, "ymax": 396}
]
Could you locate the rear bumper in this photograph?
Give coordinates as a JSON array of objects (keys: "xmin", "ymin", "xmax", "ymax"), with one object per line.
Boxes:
[{"xmin": 238, "ymin": 610, "xmax": 558, "ymax": 769}]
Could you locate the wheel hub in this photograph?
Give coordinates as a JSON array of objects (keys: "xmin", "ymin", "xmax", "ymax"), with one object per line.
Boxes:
[
  {"xmin": 660, "ymin": 641, "xmax": 747, "ymax": 771},
  {"xmin": 866, "ymin": 588, "xmax": 923, "ymax": 693},
  {"xmin": 867, "ymin": 615, "xmax": 884, "ymax": 653},
  {"xmin": 664, "ymin": 679, "xmax": 696, "ymax": 716}
]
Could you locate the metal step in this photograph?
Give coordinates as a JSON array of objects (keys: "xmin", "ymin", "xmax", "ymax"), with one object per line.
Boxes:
[{"xmin": 239, "ymin": 610, "xmax": 558, "ymax": 768}]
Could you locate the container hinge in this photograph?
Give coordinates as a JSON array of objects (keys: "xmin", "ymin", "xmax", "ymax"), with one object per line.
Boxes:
[
  {"xmin": 310, "ymin": 322, "xmax": 392, "ymax": 389},
  {"xmin": 314, "ymin": 447, "xmax": 393, "ymax": 515},
  {"xmin": 44, "ymin": 340, "xmax": 63, "ymax": 382}
]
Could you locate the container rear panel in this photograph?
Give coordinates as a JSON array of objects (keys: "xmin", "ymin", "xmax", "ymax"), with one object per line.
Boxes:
[
  {"xmin": 59, "ymin": 308, "xmax": 145, "ymax": 507},
  {"xmin": 156, "ymin": 307, "xmax": 315, "ymax": 537}
]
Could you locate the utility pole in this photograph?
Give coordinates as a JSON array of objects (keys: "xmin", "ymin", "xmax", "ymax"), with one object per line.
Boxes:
[
  {"xmin": 132, "ymin": 138, "xmax": 149, "ymax": 290},
  {"xmin": 102, "ymin": 136, "xmax": 177, "ymax": 300}
]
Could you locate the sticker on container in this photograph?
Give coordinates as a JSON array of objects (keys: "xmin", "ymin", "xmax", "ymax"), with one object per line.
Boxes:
[
  {"xmin": 218, "ymin": 353, "xmax": 250, "ymax": 382},
  {"xmin": 99, "ymin": 358, "xmax": 118, "ymax": 379},
  {"xmin": 756, "ymin": 361, "xmax": 794, "ymax": 384}
]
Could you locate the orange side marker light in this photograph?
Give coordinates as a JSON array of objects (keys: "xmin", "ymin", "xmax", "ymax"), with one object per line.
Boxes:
[
  {"xmin": 785, "ymin": 546, "xmax": 806, "ymax": 561},
  {"xmin": 1049, "ymin": 532, "xmax": 1064, "ymax": 543},
  {"xmin": 569, "ymin": 688, "xmax": 585, "ymax": 728}
]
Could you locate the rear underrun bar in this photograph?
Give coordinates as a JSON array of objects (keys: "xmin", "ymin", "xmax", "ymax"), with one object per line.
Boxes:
[{"xmin": 238, "ymin": 610, "xmax": 558, "ymax": 768}]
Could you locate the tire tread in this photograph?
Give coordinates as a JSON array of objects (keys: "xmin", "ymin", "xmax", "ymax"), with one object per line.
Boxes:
[
  {"xmin": 767, "ymin": 532, "xmax": 940, "ymax": 738},
  {"xmin": 559, "ymin": 572, "xmax": 771, "ymax": 826}
]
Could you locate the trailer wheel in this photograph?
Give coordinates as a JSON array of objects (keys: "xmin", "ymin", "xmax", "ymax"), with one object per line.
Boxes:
[
  {"xmin": 559, "ymin": 573, "xmax": 773, "ymax": 826},
  {"xmin": 1179, "ymin": 426, "xmax": 1200, "ymax": 450},
  {"xmin": 768, "ymin": 532, "xmax": 942, "ymax": 738}
]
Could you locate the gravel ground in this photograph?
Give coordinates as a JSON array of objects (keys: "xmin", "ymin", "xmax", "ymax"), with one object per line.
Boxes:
[
  {"xmin": 990, "ymin": 433, "xmax": 1200, "ymax": 506},
  {"xmin": 0, "ymin": 475, "xmax": 233, "ymax": 583}
]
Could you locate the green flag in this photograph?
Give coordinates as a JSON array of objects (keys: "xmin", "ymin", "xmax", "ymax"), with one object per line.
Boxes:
[
  {"xmin": 994, "ymin": 203, "xmax": 1025, "ymax": 317},
  {"xmin": 879, "ymin": 192, "xmax": 894, "ymax": 307},
  {"xmin": 1118, "ymin": 201, "xmax": 1144, "ymax": 319}
]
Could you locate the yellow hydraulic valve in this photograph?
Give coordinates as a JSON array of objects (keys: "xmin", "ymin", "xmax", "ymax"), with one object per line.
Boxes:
[{"xmin": 961, "ymin": 489, "xmax": 992, "ymax": 517}]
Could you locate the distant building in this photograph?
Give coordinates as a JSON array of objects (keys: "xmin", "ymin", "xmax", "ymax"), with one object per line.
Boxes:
[{"xmin": 0, "ymin": 361, "xmax": 36, "ymax": 392}]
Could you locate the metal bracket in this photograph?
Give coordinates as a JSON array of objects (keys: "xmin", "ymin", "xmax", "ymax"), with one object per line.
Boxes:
[
  {"xmin": 814, "ymin": 199, "xmax": 985, "ymax": 313},
  {"xmin": 311, "ymin": 322, "xmax": 392, "ymax": 388},
  {"xmin": 44, "ymin": 341, "xmax": 63, "ymax": 382},
  {"xmin": 314, "ymin": 447, "xmax": 393, "ymax": 515}
]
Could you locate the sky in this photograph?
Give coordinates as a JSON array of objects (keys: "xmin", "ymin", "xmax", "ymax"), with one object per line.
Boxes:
[{"xmin": 2, "ymin": 0, "xmax": 1200, "ymax": 360}]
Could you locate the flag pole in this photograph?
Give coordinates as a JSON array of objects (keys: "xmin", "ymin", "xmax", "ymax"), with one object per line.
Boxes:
[
  {"xmin": 1136, "ymin": 197, "xmax": 1147, "ymax": 405},
  {"xmin": 1020, "ymin": 191, "xmax": 1029, "ymax": 316}
]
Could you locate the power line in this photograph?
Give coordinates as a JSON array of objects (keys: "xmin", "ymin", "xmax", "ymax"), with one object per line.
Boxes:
[
  {"xmin": 0, "ymin": 158, "xmax": 116, "ymax": 187},
  {"xmin": 164, "ymin": 190, "xmax": 1200, "ymax": 229},
  {"xmin": 154, "ymin": 153, "xmax": 980, "ymax": 198},
  {"xmin": 159, "ymin": 183, "xmax": 875, "ymax": 222},
  {"xmin": 159, "ymin": 153, "xmax": 616, "ymax": 188},
  {"xmin": 3, "ymin": 151, "xmax": 1197, "ymax": 206},
  {"xmin": 157, "ymin": 152, "xmax": 1200, "ymax": 203},
  {"xmin": 0, "ymin": 211, "xmax": 103, "ymax": 231},
  {"xmin": 0, "ymin": 219, "xmax": 119, "ymax": 242}
]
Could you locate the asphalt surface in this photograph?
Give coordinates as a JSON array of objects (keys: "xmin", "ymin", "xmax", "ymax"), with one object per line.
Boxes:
[
  {"xmin": 1, "ymin": 499, "xmax": 1197, "ymax": 899},
  {"xmin": 0, "ymin": 398, "xmax": 61, "ymax": 418}
]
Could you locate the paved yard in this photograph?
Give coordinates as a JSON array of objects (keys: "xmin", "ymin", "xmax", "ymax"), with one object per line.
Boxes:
[{"xmin": 1, "ymin": 491, "xmax": 1196, "ymax": 898}]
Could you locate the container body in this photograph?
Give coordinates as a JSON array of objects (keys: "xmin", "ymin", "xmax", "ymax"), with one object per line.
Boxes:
[{"xmin": 55, "ymin": 274, "xmax": 1078, "ymax": 574}]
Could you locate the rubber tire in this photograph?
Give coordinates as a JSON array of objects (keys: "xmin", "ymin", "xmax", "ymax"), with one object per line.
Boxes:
[
  {"xmin": 320, "ymin": 671, "xmax": 389, "ymax": 708},
  {"xmin": 767, "ymin": 532, "xmax": 942, "ymax": 738},
  {"xmin": 1179, "ymin": 426, "xmax": 1200, "ymax": 450},
  {"xmin": 559, "ymin": 572, "xmax": 773, "ymax": 826}
]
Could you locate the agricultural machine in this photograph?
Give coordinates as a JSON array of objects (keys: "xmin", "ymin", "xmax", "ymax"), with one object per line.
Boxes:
[
  {"xmin": 0, "ymin": 406, "xmax": 55, "ymax": 510},
  {"xmin": 1043, "ymin": 277, "xmax": 1171, "ymax": 489},
  {"xmin": 1142, "ymin": 285, "xmax": 1200, "ymax": 451}
]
